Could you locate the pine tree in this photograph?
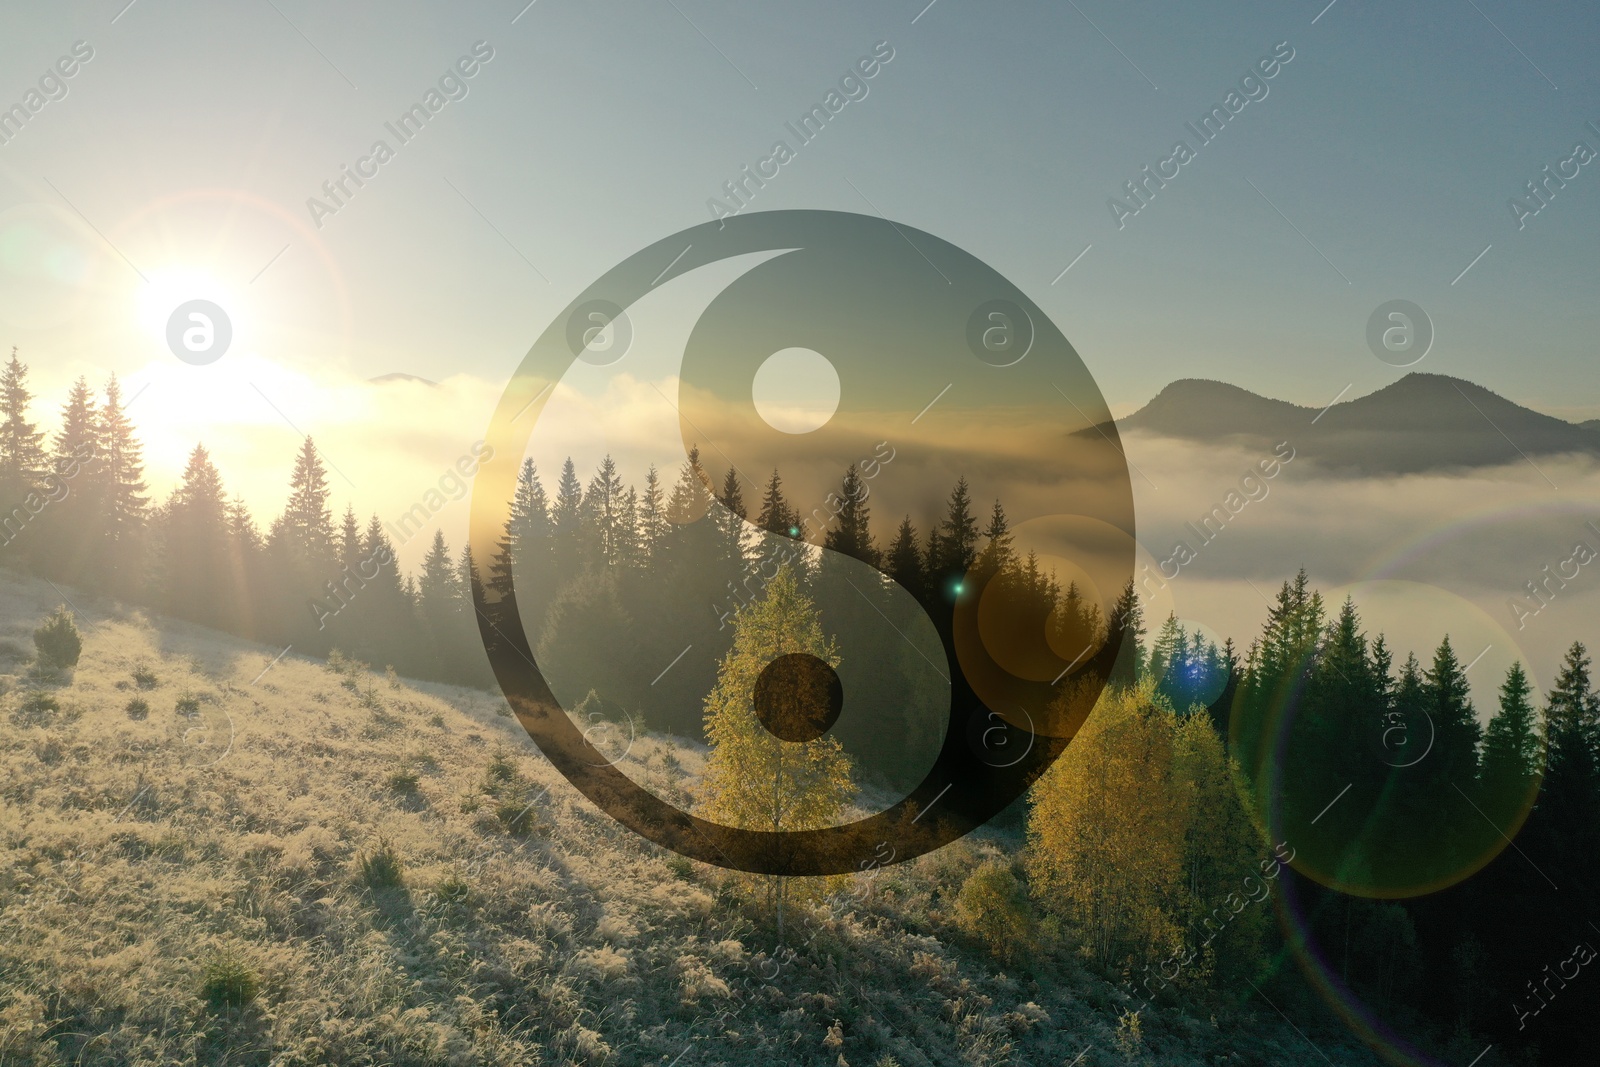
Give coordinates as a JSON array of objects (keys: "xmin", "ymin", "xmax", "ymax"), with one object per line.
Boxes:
[
  {"xmin": 972, "ymin": 499, "xmax": 1014, "ymax": 580},
  {"xmin": 1480, "ymin": 661, "xmax": 1542, "ymax": 815},
  {"xmin": 158, "ymin": 445, "xmax": 233, "ymax": 628},
  {"xmin": 95, "ymin": 374, "xmax": 148, "ymax": 592},
  {"xmin": 0, "ymin": 349, "xmax": 47, "ymax": 562},
  {"xmin": 40, "ymin": 377, "xmax": 101, "ymax": 576},
  {"xmin": 550, "ymin": 457, "xmax": 584, "ymax": 576},
  {"xmin": 581, "ymin": 455, "xmax": 626, "ymax": 565},
  {"xmin": 714, "ymin": 466, "xmax": 749, "ymax": 561},
  {"xmin": 1104, "ymin": 579, "xmax": 1146, "ymax": 686},
  {"xmin": 925, "ymin": 476, "xmax": 978, "ymax": 600},
  {"xmin": 338, "ymin": 505, "xmax": 362, "ymax": 572},
  {"xmin": 277, "ymin": 438, "xmax": 336, "ymax": 565},
  {"xmin": 756, "ymin": 468, "xmax": 800, "ymax": 538},
  {"xmin": 822, "ymin": 464, "xmax": 877, "ymax": 566},
  {"xmin": 639, "ymin": 464, "xmax": 669, "ymax": 559},
  {"xmin": 0, "ymin": 349, "xmax": 46, "ymax": 490},
  {"xmin": 419, "ymin": 530, "xmax": 458, "ymax": 627},
  {"xmin": 885, "ymin": 516, "xmax": 925, "ymax": 602}
]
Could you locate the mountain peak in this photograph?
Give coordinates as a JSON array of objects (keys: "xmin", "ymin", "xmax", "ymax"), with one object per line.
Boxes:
[{"xmin": 1109, "ymin": 375, "xmax": 1600, "ymax": 475}]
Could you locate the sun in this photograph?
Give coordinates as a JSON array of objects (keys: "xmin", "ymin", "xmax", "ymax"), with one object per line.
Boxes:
[{"xmin": 134, "ymin": 266, "xmax": 248, "ymax": 355}]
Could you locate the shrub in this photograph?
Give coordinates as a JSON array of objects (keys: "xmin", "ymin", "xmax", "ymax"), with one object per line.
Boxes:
[
  {"xmin": 954, "ymin": 860, "xmax": 1038, "ymax": 965},
  {"xmin": 386, "ymin": 768, "xmax": 421, "ymax": 795},
  {"xmin": 199, "ymin": 947, "xmax": 259, "ymax": 1009},
  {"xmin": 175, "ymin": 695, "xmax": 201, "ymax": 717},
  {"xmin": 496, "ymin": 798, "xmax": 543, "ymax": 837},
  {"xmin": 126, "ymin": 697, "xmax": 150, "ymax": 720},
  {"xmin": 131, "ymin": 662, "xmax": 159, "ymax": 689},
  {"xmin": 11, "ymin": 691, "xmax": 61, "ymax": 727},
  {"xmin": 485, "ymin": 748, "xmax": 519, "ymax": 785},
  {"xmin": 33, "ymin": 607, "xmax": 82, "ymax": 671},
  {"xmin": 358, "ymin": 838, "xmax": 404, "ymax": 889}
]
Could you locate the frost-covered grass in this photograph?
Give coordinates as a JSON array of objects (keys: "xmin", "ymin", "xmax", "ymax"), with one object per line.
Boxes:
[{"xmin": 0, "ymin": 571, "xmax": 1379, "ymax": 1066}]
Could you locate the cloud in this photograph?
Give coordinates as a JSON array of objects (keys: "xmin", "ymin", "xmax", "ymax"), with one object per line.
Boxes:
[{"xmin": 1121, "ymin": 429, "xmax": 1600, "ymax": 707}]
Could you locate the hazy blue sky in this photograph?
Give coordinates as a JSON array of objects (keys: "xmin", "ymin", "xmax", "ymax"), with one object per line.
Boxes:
[{"xmin": 2, "ymin": 0, "xmax": 1596, "ymax": 419}]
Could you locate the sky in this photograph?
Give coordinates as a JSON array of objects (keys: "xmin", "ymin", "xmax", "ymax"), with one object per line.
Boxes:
[{"xmin": 1, "ymin": 0, "xmax": 1597, "ymax": 691}]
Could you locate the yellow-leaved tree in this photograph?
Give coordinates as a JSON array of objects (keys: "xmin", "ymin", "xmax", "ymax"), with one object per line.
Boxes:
[
  {"xmin": 694, "ymin": 564, "xmax": 854, "ymax": 928},
  {"xmin": 1026, "ymin": 680, "xmax": 1187, "ymax": 968}
]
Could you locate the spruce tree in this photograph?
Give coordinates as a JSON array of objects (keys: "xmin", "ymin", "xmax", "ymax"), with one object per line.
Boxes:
[
  {"xmin": 41, "ymin": 377, "xmax": 101, "ymax": 576},
  {"xmin": 0, "ymin": 349, "xmax": 46, "ymax": 490},
  {"xmin": 1480, "ymin": 661, "xmax": 1541, "ymax": 815},
  {"xmin": 639, "ymin": 464, "xmax": 668, "ymax": 560},
  {"xmin": 822, "ymin": 464, "xmax": 877, "ymax": 567},
  {"xmin": 0, "ymin": 349, "xmax": 47, "ymax": 563},
  {"xmin": 885, "ymin": 515, "xmax": 925, "ymax": 602},
  {"xmin": 756, "ymin": 468, "xmax": 800, "ymax": 538},
  {"xmin": 158, "ymin": 445, "xmax": 233, "ymax": 628},
  {"xmin": 96, "ymin": 374, "xmax": 149, "ymax": 592}
]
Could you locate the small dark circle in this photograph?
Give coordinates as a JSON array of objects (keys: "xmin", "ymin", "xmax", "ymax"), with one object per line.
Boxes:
[{"xmin": 753, "ymin": 653, "xmax": 843, "ymax": 742}]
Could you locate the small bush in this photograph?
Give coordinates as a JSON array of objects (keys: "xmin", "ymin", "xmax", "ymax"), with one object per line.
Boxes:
[
  {"xmin": 954, "ymin": 860, "xmax": 1038, "ymax": 965},
  {"xmin": 11, "ymin": 691, "xmax": 61, "ymax": 727},
  {"xmin": 386, "ymin": 768, "xmax": 421, "ymax": 795},
  {"xmin": 175, "ymin": 695, "xmax": 201, "ymax": 716},
  {"xmin": 485, "ymin": 748, "xmax": 519, "ymax": 785},
  {"xmin": 126, "ymin": 697, "xmax": 150, "ymax": 720},
  {"xmin": 358, "ymin": 838, "xmax": 404, "ymax": 889},
  {"xmin": 496, "ymin": 798, "xmax": 542, "ymax": 836},
  {"xmin": 199, "ymin": 947, "xmax": 259, "ymax": 1009},
  {"xmin": 33, "ymin": 607, "xmax": 82, "ymax": 671},
  {"xmin": 131, "ymin": 662, "xmax": 159, "ymax": 689},
  {"xmin": 1115, "ymin": 1008, "xmax": 1144, "ymax": 1059}
]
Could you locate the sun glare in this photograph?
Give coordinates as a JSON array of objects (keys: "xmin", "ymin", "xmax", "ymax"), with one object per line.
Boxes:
[{"xmin": 134, "ymin": 266, "xmax": 247, "ymax": 353}]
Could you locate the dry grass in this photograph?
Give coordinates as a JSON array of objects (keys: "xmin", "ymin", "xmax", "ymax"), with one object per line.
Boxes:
[{"xmin": 0, "ymin": 570, "xmax": 1380, "ymax": 1066}]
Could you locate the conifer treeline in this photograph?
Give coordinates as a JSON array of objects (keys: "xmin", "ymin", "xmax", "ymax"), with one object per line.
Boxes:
[{"xmin": 0, "ymin": 352, "xmax": 1110, "ymax": 781}]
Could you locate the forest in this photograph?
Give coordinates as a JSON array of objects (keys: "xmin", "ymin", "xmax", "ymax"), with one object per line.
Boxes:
[{"xmin": 2, "ymin": 350, "xmax": 1596, "ymax": 1064}]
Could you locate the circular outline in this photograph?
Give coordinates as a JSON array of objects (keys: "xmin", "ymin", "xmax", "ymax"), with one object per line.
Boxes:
[
  {"xmin": 966, "ymin": 299, "xmax": 1035, "ymax": 368},
  {"xmin": 166, "ymin": 298, "xmax": 233, "ymax": 366},
  {"xmin": 470, "ymin": 209, "xmax": 1132, "ymax": 875},
  {"xmin": 1365, "ymin": 299, "xmax": 1433, "ymax": 368}
]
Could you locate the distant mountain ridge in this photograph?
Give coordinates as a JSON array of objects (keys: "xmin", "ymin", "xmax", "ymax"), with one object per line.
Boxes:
[{"xmin": 1093, "ymin": 373, "xmax": 1600, "ymax": 475}]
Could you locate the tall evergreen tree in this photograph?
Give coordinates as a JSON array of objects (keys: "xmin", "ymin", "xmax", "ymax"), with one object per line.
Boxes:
[
  {"xmin": 925, "ymin": 476, "xmax": 979, "ymax": 600},
  {"xmin": 822, "ymin": 464, "xmax": 877, "ymax": 567},
  {"xmin": 95, "ymin": 374, "xmax": 149, "ymax": 593},
  {"xmin": 157, "ymin": 445, "xmax": 233, "ymax": 629},
  {"xmin": 0, "ymin": 349, "xmax": 47, "ymax": 562},
  {"xmin": 885, "ymin": 515, "xmax": 925, "ymax": 602},
  {"xmin": 639, "ymin": 464, "xmax": 669, "ymax": 560},
  {"xmin": 40, "ymin": 377, "xmax": 101, "ymax": 576},
  {"xmin": 1480, "ymin": 661, "xmax": 1542, "ymax": 814},
  {"xmin": 756, "ymin": 468, "xmax": 800, "ymax": 538}
]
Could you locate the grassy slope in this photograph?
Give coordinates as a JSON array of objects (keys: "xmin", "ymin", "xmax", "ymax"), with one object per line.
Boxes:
[{"xmin": 0, "ymin": 572, "xmax": 1382, "ymax": 1067}]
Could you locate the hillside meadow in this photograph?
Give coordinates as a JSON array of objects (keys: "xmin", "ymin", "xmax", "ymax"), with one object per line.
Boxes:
[{"xmin": 0, "ymin": 570, "xmax": 1379, "ymax": 1066}]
